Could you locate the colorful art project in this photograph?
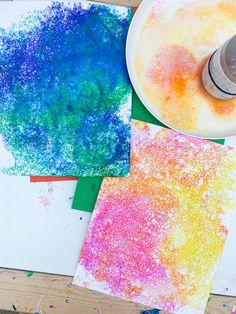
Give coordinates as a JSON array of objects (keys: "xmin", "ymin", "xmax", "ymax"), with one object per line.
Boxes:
[
  {"xmin": 73, "ymin": 120, "xmax": 236, "ymax": 314},
  {"xmin": 72, "ymin": 91, "xmax": 225, "ymax": 212},
  {"xmin": 0, "ymin": 1, "xmax": 132, "ymax": 176},
  {"xmin": 132, "ymin": 0, "xmax": 236, "ymax": 138}
]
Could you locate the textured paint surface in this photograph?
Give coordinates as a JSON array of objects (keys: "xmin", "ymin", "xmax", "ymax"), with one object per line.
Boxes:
[
  {"xmin": 73, "ymin": 120, "xmax": 236, "ymax": 314},
  {"xmin": 135, "ymin": 0, "xmax": 236, "ymax": 137},
  {"xmin": 0, "ymin": 1, "xmax": 132, "ymax": 176},
  {"xmin": 72, "ymin": 91, "xmax": 225, "ymax": 213}
]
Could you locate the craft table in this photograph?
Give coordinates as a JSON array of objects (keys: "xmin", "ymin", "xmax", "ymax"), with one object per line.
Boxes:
[
  {"xmin": 0, "ymin": 269, "xmax": 235, "ymax": 314},
  {"xmin": 0, "ymin": 0, "xmax": 236, "ymax": 313}
]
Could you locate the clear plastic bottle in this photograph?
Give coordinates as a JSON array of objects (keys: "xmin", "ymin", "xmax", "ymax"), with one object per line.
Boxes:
[{"xmin": 202, "ymin": 34, "xmax": 236, "ymax": 100}]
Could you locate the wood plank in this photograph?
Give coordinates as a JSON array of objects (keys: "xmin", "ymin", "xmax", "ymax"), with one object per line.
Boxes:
[
  {"xmin": 0, "ymin": 269, "xmax": 235, "ymax": 314},
  {"xmin": 0, "ymin": 269, "xmax": 147, "ymax": 313}
]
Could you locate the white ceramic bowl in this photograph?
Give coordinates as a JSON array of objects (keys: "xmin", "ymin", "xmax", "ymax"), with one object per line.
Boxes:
[{"xmin": 126, "ymin": 0, "xmax": 236, "ymax": 139}]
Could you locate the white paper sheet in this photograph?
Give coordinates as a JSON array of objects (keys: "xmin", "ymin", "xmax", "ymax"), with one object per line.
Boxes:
[
  {"xmin": 212, "ymin": 136, "xmax": 236, "ymax": 296},
  {"xmin": 0, "ymin": 177, "xmax": 90, "ymax": 276},
  {"xmin": 0, "ymin": 140, "xmax": 236, "ymax": 289}
]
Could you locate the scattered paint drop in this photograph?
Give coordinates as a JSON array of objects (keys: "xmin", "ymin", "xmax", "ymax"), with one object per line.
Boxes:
[
  {"xmin": 39, "ymin": 196, "xmax": 50, "ymax": 208},
  {"xmin": 80, "ymin": 217, "xmax": 83, "ymax": 220},
  {"xmin": 65, "ymin": 288, "xmax": 73, "ymax": 296},
  {"xmin": 207, "ymin": 297, "xmax": 212, "ymax": 303},
  {"xmin": 96, "ymin": 307, "xmax": 103, "ymax": 314},
  {"xmin": 26, "ymin": 271, "xmax": 34, "ymax": 278},
  {"xmin": 140, "ymin": 310, "xmax": 160, "ymax": 314},
  {"xmin": 49, "ymin": 305, "xmax": 54, "ymax": 309},
  {"xmin": 48, "ymin": 185, "xmax": 54, "ymax": 193}
]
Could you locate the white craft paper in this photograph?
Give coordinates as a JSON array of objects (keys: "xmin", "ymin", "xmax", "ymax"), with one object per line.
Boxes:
[
  {"xmin": 212, "ymin": 135, "xmax": 236, "ymax": 296},
  {"xmin": 0, "ymin": 177, "xmax": 90, "ymax": 276}
]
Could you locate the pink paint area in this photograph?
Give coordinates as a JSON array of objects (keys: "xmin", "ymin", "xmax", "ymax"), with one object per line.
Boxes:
[
  {"xmin": 75, "ymin": 120, "xmax": 236, "ymax": 313},
  {"xmin": 80, "ymin": 190, "xmax": 173, "ymax": 297},
  {"xmin": 152, "ymin": 0, "xmax": 166, "ymax": 20},
  {"xmin": 147, "ymin": 45, "xmax": 198, "ymax": 96},
  {"xmin": 38, "ymin": 196, "xmax": 50, "ymax": 208}
]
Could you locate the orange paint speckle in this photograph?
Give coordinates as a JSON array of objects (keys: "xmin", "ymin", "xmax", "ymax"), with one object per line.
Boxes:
[
  {"xmin": 125, "ymin": 286, "xmax": 144, "ymax": 298},
  {"xmin": 212, "ymin": 101, "xmax": 235, "ymax": 115},
  {"xmin": 148, "ymin": 45, "xmax": 198, "ymax": 96},
  {"xmin": 65, "ymin": 288, "xmax": 73, "ymax": 296},
  {"xmin": 218, "ymin": 3, "xmax": 236, "ymax": 20}
]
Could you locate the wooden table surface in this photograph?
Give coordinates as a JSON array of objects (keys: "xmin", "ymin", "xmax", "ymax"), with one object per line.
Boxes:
[
  {"xmin": 0, "ymin": 0, "xmax": 236, "ymax": 313},
  {"xmin": 0, "ymin": 268, "xmax": 235, "ymax": 314}
]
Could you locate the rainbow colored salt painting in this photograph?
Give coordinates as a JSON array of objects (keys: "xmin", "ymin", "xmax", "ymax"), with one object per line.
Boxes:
[
  {"xmin": 73, "ymin": 120, "xmax": 236, "ymax": 314},
  {"xmin": 0, "ymin": 1, "xmax": 132, "ymax": 176},
  {"xmin": 135, "ymin": 0, "xmax": 236, "ymax": 137}
]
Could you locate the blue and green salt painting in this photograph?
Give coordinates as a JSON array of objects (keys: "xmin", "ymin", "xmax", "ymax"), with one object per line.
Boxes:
[{"xmin": 0, "ymin": 1, "xmax": 132, "ymax": 176}]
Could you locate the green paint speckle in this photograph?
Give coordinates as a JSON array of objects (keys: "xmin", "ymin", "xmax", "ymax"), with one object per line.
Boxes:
[{"xmin": 26, "ymin": 271, "xmax": 34, "ymax": 278}]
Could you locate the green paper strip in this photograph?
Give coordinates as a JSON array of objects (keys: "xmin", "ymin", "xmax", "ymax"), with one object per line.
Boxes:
[
  {"xmin": 72, "ymin": 90, "xmax": 225, "ymax": 212},
  {"xmin": 72, "ymin": 177, "xmax": 103, "ymax": 212},
  {"xmin": 132, "ymin": 90, "xmax": 165, "ymax": 126},
  {"xmin": 212, "ymin": 138, "xmax": 225, "ymax": 145}
]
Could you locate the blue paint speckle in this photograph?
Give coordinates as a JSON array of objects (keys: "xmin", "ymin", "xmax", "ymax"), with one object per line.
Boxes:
[
  {"xmin": 140, "ymin": 310, "xmax": 160, "ymax": 314},
  {"xmin": 0, "ymin": 1, "xmax": 132, "ymax": 176}
]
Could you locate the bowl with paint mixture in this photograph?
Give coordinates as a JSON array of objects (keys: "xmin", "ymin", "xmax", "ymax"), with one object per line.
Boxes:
[{"xmin": 126, "ymin": 0, "xmax": 236, "ymax": 139}]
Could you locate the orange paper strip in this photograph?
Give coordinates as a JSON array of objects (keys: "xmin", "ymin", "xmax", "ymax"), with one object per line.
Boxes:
[{"xmin": 30, "ymin": 176, "xmax": 78, "ymax": 182}]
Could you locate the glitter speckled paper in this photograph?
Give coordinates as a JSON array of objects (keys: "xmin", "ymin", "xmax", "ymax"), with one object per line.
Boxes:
[
  {"xmin": 0, "ymin": 1, "xmax": 132, "ymax": 176},
  {"xmin": 73, "ymin": 120, "xmax": 236, "ymax": 314},
  {"xmin": 134, "ymin": 0, "xmax": 236, "ymax": 138}
]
